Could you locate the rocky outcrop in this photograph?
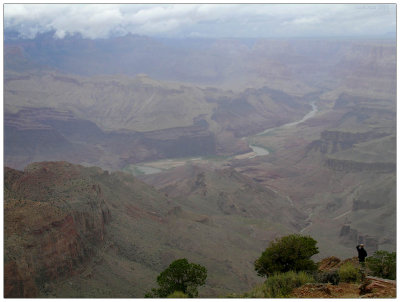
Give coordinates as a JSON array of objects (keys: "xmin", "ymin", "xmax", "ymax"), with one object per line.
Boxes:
[
  {"xmin": 4, "ymin": 163, "xmax": 111, "ymax": 297},
  {"xmin": 141, "ymin": 122, "xmax": 216, "ymax": 159},
  {"xmin": 324, "ymin": 159, "xmax": 395, "ymax": 173},
  {"xmin": 318, "ymin": 256, "xmax": 342, "ymax": 271},
  {"xmin": 352, "ymin": 199, "xmax": 382, "ymax": 211},
  {"xmin": 359, "ymin": 277, "xmax": 396, "ymax": 298},
  {"xmin": 339, "ymin": 224, "xmax": 359, "ymax": 244},
  {"xmin": 339, "ymin": 225, "xmax": 379, "ymax": 252},
  {"xmin": 4, "ymin": 201, "xmax": 89, "ymax": 297},
  {"xmin": 307, "ymin": 130, "xmax": 390, "ymax": 155},
  {"xmin": 321, "ymin": 130, "xmax": 389, "ymax": 146}
]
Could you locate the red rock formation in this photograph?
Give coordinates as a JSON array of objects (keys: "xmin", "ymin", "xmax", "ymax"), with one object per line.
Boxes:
[
  {"xmin": 4, "ymin": 261, "xmax": 38, "ymax": 298},
  {"xmin": 4, "ymin": 163, "xmax": 111, "ymax": 298},
  {"xmin": 318, "ymin": 256, "xmax": 342, "ymax": 271},
  {"xmin": 359, "ymin": 276, "xmax": 396, "ymax": 298}
]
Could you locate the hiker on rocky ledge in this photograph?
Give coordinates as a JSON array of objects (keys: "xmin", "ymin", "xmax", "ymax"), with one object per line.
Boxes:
[
  {"xmin": 356, "ymin": 244, "xmax": 368, "ymax": 264},
  {"xmin": 357, "ymin": 244, "xmax": 368, "ymax": 281}
]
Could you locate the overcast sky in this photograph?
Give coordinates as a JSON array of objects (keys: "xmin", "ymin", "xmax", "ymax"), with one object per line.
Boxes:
[{"xmin": 4, "ymin": 3, "xmax": 396, "ymax": 39}]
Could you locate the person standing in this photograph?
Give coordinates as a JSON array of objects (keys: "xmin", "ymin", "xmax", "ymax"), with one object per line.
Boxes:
[
  {"xmin": 356, "ymin": 244, "xmax": 368, "ymax": 263},
  {"xmin": 356, "ymin": 244, "xmax": 368, "ymax": 280}
]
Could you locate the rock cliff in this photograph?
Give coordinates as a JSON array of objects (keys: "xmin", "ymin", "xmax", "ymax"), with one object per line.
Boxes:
[
  {"xmin": 307, "ymin": 130, "xmax": 390, "ymax": 155},
  {"xmin": 4, "ymin": 162, "xmax": 111, "ymax": 297}
]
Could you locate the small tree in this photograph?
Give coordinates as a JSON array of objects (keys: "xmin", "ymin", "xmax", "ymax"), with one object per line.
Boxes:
[
  {"xmin": 145, "ymin": 258, "xmax": 207, "ymax": 298},
  {"xmin": 366, "ymin": 250, "xmax": 396, "ymax": 280},
  {"xmin": 255, "ymin": 234, "xmax": 319, "ymax": 277}
]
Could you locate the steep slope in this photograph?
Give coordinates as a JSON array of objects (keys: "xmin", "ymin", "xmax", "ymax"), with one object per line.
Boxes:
[
  {"xmin": 5, "ymin": 161, "xmax": 307, "ymax": 298},
  {"xmin": 141, "ymin": 164, "xmax": 306, "ymax": 229},
  {"xmin": 234, "ymin": 91, "xmax": 396, "ymax": 259},
  {"xmin": 304, "ymin": 94, "xmax": 396, "ymax": 254},
  {"xmin": 4, "ymin": 162, "xmax": 111, "ymax": 297}
]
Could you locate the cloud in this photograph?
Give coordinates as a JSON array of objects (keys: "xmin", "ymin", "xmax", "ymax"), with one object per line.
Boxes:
[
  {"xmin": 290, "ymin": 16, "xmax": 321, "ymax": 25},
  {"xmin": 4, "ymin": 3, "xmax": 396, "ymax": 39}
]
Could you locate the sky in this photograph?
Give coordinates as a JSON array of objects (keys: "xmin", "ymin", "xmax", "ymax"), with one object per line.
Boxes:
[{"xmin": 3, "ymin": 3, "xmax": 397, "ymax": 39}]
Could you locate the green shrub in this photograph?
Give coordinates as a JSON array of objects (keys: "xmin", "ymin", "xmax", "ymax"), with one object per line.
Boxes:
[
  {"xmin": 262, "ymin": 271, "xmax": 314, "ymax": 298},
  {"xmin": 338, "ymin": 262, "xmax": 360, "ymax": 283},
  {"xmin": 230, "ymin": 271, "xmax": 314, "ymax": 298},
  {"xmin": 313, "ymin": 270, "xmax": 340, "ymax": 285},
  {"xmin": 255, "ymin": 234, "xmax": 319, "ymax": 277},
  {"xmin": 366, "ymin": 250, "xmax": 396, "ymax": 280},
  {"xmin": 145, "ymin": 258, "xmax": 207, "ymax": 298},
  {"xmin": 241, "ymin": 283, "xmax": 266, "ymax": 298}
]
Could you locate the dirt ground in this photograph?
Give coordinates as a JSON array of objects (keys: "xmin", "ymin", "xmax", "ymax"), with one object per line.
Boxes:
[
  {"xmin": 291, "ymin": 280, "xmax": 396, "ymax": 298},
  {"xmin": 291, "ymin": 283, "xmax": 360, "ymax": 298}
]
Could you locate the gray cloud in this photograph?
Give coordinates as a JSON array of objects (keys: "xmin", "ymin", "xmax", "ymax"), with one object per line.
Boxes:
[{"xmin": 4, "ymin": 3, "xmax": 396, "ymax": 39}]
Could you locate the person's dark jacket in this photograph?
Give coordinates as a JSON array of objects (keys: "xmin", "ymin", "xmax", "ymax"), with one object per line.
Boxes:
[{"xmin": 356, "ymin": 245, "xmax": 367, "ymax": 262}]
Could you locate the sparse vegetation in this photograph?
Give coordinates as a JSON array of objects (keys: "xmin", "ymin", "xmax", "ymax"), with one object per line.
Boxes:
[
  {"xmin": 367, "ymin": 250, "xmax": 396, "ymax": 280},
  {"xmin": 262, "ymin": 271, "xmax": 315, "ymax": 298},
  {"xmin": 145, "ymin": 258, "xmax": 207, "ymax": 298},
  {"xmin": 254, "ymin": 234, "xmax": 319, "ymax": 277},
  {"xmin": 242, "ymin": 271, "xmax": 314, "ymax": 298},
  {"xmin": 338, "ymin": 262, "xmax": 361, "ymax": 283},
  {"xmin": 313, "ymin": 270, "xmax": 340, "ymax": 285}
]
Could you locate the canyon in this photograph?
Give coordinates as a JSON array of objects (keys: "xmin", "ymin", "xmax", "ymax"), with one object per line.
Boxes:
[{"xmin": 4, "ymin": 33, "xmax": 396, "ymax": 297}]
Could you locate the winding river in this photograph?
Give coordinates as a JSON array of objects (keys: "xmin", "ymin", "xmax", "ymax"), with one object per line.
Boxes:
[
  {"xmin": 135, "ymin": 165, "xmax": 163, "ymax": 174},
  {"xmin": 248, "ymin": 144, "xmax": 270, "ymax": 157},
  {"xmin": 132, "ymin": 101, "xmax": 318, "ymax": 174},
  {"xmin": 248, "ymin": 101, "xmax": 318, "ymax": 157},
  {"xmin": 257, "ymin": 101, "xmax": 317, "ymax": 136}
]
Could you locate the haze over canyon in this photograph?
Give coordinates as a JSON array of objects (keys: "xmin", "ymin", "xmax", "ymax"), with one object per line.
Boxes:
[{"xmin": 3, "ymin": 3, "xmax": 396, "ymax": 298}]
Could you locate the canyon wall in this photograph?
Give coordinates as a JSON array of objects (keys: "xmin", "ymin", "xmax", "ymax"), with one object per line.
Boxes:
[{"xmin": 4, "ymin": 163, "xmax": 111, "ymax": 297}]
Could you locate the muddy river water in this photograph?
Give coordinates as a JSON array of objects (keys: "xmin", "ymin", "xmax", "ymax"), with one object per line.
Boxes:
[{"xmin": 248, "ymin": 101, "xmax": 318, "ymax": 156}]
